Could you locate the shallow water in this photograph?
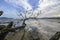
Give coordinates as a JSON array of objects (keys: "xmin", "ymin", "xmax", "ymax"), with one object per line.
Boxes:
[
  {"xmin": 25, "ymin": 19, "xmax": 60, "ymax": 40},
  {"xmin": 1, "ymin": 19, "xmax": 60, "ymax": 40}
]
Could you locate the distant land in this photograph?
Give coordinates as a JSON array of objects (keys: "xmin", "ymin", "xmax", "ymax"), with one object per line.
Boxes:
[
  {"xmin": 0, "ymin": 17, "xmax": 13, "ymax": 19},
  {"xmin": 40, "ymin": 17, "xmax": 60, "ymax": 19},
  {"xmin": 0, "ymin": 17, "xmax": 23, "ymax": 22},
  {"xmin": 0, "ymin": 17, "xmax": 60, "ymax": 20}
]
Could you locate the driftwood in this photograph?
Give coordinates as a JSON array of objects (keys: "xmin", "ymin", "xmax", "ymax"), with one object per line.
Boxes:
[
  {"xmin": 0, "ymin": 21, "xmax": 13, "ymax": 40},
  {"xmin": 0, "ymin": 25, "xmax": 5, "ymax": 30},
  {"xmin": 1, "ymin": 11, "xmax": 60, "ymax": 40},
  {"xmin": 49, "ymin": 32, "xmax": 60, "ymax": 40},
  {"xmin": 0, "ymin": 19, "xmax": 26, "ymax": 40},
  {"xmin": 0, "ymin": 19, "xmax": 60, "ymax": 40}
]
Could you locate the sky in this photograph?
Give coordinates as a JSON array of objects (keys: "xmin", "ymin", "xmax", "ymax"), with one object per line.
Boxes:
[
  {"xmin": 40, "ymin": 0, "xmax": 60, "ymax": 17},
  {"xmin": 0, "ymin": 0, "xmax": 60, "ymax": 18}
]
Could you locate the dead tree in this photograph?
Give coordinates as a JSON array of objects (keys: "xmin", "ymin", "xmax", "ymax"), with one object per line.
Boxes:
[
  {"xmin": 0, "ymin": 9, "xmax": 41, "ymax": 40},
  {"xmin": 49, "ymin": 32, "xmax": 60, "ymax": 40},
  {"xmin": 0, "ymin": 8, "xmax": 41, "ymax": 40},
  {"xmin": 16, "ymin": 9, "xmax": 41, "ymax": 26},
  {"xmin": 15, "ymin": 8, "xmax": 41, "ymax": 40}
]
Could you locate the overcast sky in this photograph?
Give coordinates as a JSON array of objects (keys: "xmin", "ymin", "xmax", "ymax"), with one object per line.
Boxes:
[{"xmin": 0, "ymin": 0, "xmax": 60, "ymax": 18}]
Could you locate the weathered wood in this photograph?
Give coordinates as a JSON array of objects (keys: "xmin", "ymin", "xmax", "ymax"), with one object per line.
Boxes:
[
  {"xmin": 0, "ymin": 21, "xmax": 13, "ymax": 40},
  {"xmin": 0, "ymin": 19, "xmax": 26, "ymax": 40},
  {"xmin": 0, "ymin": 25, "xmax": 5, "ymax": 30},
  {"xmin": 49, "ymin": 32, "xmax": 60, "ymax": 40}
]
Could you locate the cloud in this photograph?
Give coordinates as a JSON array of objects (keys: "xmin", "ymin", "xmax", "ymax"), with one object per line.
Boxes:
[
  {"xmin": 4, "ymin": 0, "xmax": 32, "ymax": 11},
  {"xmin": 36, "ymin": 0, "xmax": 60, "ymax": 17},
  {"xmin": 3, "ymin": 0, "xmax": 60, "ymax": 18},
  {"xmin": 4, "ymin": 0, "xmax": 41, "ymax": 18}
]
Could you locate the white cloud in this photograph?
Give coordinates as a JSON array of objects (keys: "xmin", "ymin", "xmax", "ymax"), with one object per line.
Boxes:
[
  {"xmin": 4, "ymin": 0, "xmax": 60, "ymax": 18},
  {"xmin": 5, "ymin": 0, "xmax": 32, "ymax": 11},
  {"xmin": 4, "ymin": 0, "xmax": 41, "ymax": 18},
  {"xmin": 38, "ymin": 0, "xmax": 60, "ymax": 9},
  {"xmin": 36, "ymin": 0, "xmax": 60, "ymax": 17}
]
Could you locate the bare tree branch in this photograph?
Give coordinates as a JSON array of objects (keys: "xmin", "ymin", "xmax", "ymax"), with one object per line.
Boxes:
[{"xmin": 0, "ymin": 11, "xmax": 3, "ymax": 16}]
